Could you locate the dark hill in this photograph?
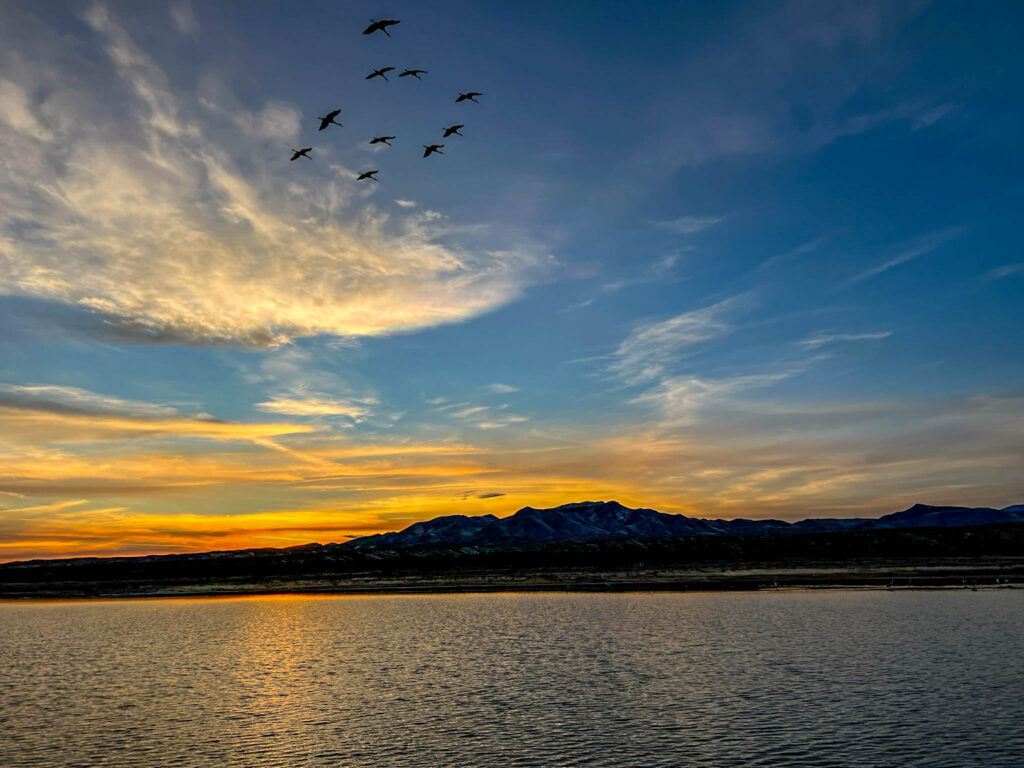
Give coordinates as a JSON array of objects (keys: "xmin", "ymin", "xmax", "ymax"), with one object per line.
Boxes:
[{"xmin": 347, "ymin": 500, "xmax": 1024, "ymax": 550}]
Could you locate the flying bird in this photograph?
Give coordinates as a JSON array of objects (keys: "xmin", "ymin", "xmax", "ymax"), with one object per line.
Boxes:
[
  {"xmin": 456, "ymin": 92, "xmax": 482, "ymax": 103},
  {"xmin": 399, "ymin": 69, "xmax": 427, "ymax": 80},
  {"xmin": 317, "ymin": 109, "xmax": 343, "ymax": 131},
  {"xmin": 369, "ymin": 136, "xmax": 395, "ymax": 146},
  {"xmin": 363, "ymin": 18, "xmax": 400, "ymax": 37},
  {"xmin": 356, "ymin": 170, "xmax": 379, "ymax": 182},
  {"xmin": 366, "ymin": 66, "xmax": 396, "ymax": 82},
  {"xmin": 423, "ymin": 144, "xmax": 444, "ymax": 158},
  {"xmin": 289, "ymin": 147, "xmax": 313, "ymax": 161},
  {"xmin": 443, "ymin": 124, "xmax": 464, "ymax": 138}
]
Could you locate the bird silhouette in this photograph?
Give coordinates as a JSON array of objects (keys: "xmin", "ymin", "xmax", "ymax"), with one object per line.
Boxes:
[
  {"xmin": 289, "ymin": 147, "xmax": 313, "ymax": 161},
  {"xmin": 356, "ymin": 170, "xmax": 380, "ymax": 182},
  {"xmin": 399, "ymin": 69, "xmax": 427, "ymax": 80},
  {"xmin": 456, "ymin": 92, "xmax": 482, "ymax": 103},
  {"xmin": 369, "ymin": 136, "xmax": 396, "ymax": 146},
  {"xmin": 317, "ymin": 109, "xmax": 343, "ymax": 131},
  {"xmin": 443, "ymin": 124, "xmax": 464, "ymax": 138},
  {"xmin": 363, "ymin": 19, "xmax": 400, "ymax": 37},
  {"xmin": 423, "ymin": 144, "xmax": 444, "ymax": 158},
  {"xmin": 366, "ymin": 66, "xmax": 396, "ymax": 82}
]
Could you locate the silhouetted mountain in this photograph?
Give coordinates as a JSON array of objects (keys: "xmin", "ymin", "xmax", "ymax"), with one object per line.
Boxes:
[
  {"xmin": 358, "ymin": 514, "xmax": 499, "ymax": 548},
  {"xmin": 347, "ymin": 500, "xmax": 1024, "ymax": 550}
]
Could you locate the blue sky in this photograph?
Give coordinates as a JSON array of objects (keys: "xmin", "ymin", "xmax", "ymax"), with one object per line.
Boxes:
[{"xmin": 1, "ymin": 0, "xmax": 1022, "ymax": 559}]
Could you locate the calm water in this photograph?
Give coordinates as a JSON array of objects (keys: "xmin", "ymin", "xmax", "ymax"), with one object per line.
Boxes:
[{"xmin": 2, "ymin": 591, "xmax": 1022, "ymax": 767}]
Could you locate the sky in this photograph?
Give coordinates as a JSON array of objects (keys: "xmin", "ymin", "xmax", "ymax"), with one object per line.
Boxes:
[{"xmin": 1, "ymin": 0, "xmax": 1022, "ymax": 561}]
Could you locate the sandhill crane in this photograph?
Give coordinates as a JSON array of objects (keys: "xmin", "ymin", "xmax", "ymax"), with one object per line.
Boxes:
[
  {"xmin": 289, "ymin": 147, "xmax": 313, "ymax": 161},
  {"xmin": 443, "ymin": 124, "xmax": 464, "ymax": 138},
  {"xmin": 399, "ymin": 69, "xmax": 427, "ymax": 80},
  {"xmin": 356, "ymin": 170, "xmax": 379, "ymax": 182},
  {"xmin": 423, "ymin": 144, "xmax": 444, "ymax": 158},
  {"xmin": 369, "ymin": 136, "xmax": 395, "ymax": 146},
  {"xmin": 456, "ymin": 92, "xmax": 482, "ymax": 103},
  {"xmin": 363, "ymin": 19, "xmax": 400, "ymax": 37},
  {"xmin": 366, "ymin": 67, "xmax": 395, "ymax": 82},
  {"xmin": 317, "ymin": 109, "xmax": 343, "ymax": 131}
]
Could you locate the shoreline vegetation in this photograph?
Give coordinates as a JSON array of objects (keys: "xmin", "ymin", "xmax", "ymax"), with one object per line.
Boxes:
[
  {"xmin": 1, "ymin": 567, "xmax": 1021, "ymax": 601},
  {"xmin": 3, "ymin": 520, "xmax": 1023, "ymax": 599}
]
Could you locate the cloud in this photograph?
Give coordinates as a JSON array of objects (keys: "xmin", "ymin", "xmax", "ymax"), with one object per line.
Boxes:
[
  {"xmin": 757, "ymin": 233, "xmax": 830, "ymax": 271},
  {"xmin": 169, "ymin": 1, "xmax": 198, "ymax": 38},
  {"xmin": 0, "ymin": 381, "xmax": 315, "ymax": 446},
  {"xmin": 394, "ymin": 199, "xmax": 417, "ymax": 208},
  {"xmin": 656, "ymin": 215, "xmax": 725, "ymax": 235},
  {"xmin": 0, "ymin": 79, "xmax": 51, "ymax": 140},
  {"xmin": 0, "ymin": 384, "xmax": 183, "ymax": 419},
  {"xmin": 797, "ymin": 330, "xmax": 892, "ymax": 350},
  {"xmin": 984, "ymin": 263, "xmax": 1024, "ymax": 281},
  {"xmin": 244, "ymin": 345, "xmax": 378, "ymax": 423},
  {"xmin": 841, "ymin": 228, "xmax": 963, "ymax": 288},
  {"xmin": 609, "ymin": 294, "xmax": 748, "ymax": 384},
  {"xmin": 0, "ymin": 6, "xmax": 541, "ymax": 348},
  {"xmin": 635, "ymin": 0, "xmax": 941, "ymax": 170},
  {"xmin": 629, "ymin": 373, "xmax": 793, "ymax": 425},
  {"xmin": 489, "ymin": 383, "xmax": 518, "ymax": 393},
  {"xmin": 255, "ymin": 396, "xmax": 377, "ymax": 419}
]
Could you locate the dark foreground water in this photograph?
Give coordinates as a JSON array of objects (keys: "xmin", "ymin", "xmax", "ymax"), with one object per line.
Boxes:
[{"xmin": 2, "ymin": 591, "xmax": 1023, "ymax": 768}]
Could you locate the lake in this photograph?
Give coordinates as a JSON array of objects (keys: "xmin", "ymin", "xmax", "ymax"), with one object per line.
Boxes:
[{"xmin": 2, "ymin": 591, "xmax": 1022, "ymax": 767}]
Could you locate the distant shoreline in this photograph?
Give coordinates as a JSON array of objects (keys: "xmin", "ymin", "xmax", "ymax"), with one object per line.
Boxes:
[{"xmin": 3, "ymin": 563, "xmax": 1021, "ymax": 600}]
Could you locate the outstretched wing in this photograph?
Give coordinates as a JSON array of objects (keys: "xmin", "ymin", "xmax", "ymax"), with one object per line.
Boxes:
[{"xmin": 362, "ymin": 22, "xmax": 379, "ymax": 35}]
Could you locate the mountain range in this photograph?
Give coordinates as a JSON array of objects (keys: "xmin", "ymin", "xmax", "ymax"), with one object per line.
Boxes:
[{"xmin": 347, "ymin": 500, "xmax": 1024, "ymax": 550}]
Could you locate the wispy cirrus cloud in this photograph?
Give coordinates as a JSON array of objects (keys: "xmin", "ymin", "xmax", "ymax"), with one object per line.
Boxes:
[
  {"xmin": 840, "ymin": 227, "xmax": 963, "ymax": 288},
  {"xmin": 655, "ymin": 215, "xmax": 725, "ymax": 235},
  {"xmin": 608, "ymin": 294, "xmax": 750, "ymax": 384},
  {"xmin": 634, "ymin": 0, "xmax": 948, "ymax": 171},
  {"xmin": 628, "ymin": 372, "xmax": 795, "ymax": 425},
  {"xmin": 797, "ymin": 330, "xmax": 892, "ymax": 350},
  {"xmin": 169, "ymin": 1, "xmax": 198, "ymax": 38},
  {"xmin": 983, "ymin": 262, "xmax": 1024, "ymax": 281},
  {"xmin": 757, "ymin": 233, "xmax": 831, "ymax": 272},
  {"xmin": 0, "ymin": 5, "xmax": 543, "ymax": 348}
]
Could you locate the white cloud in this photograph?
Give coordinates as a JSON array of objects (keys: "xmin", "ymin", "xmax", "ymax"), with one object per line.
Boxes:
[
  {"xmin": 984, "ymin": 263, "xmax": 1024, "ymax": 281},
  {"xmin": 841, "ymin": 228, "xmax": 963, "ymax": 288},
  {"xmin": 170, "ymin": 1, "xmax": 199, "ymax": 38},
  {"xmin": 798, "ymin": 330, "xmax": 892, "ymax": 351},
  {"xmin": 757, "ymin": 233, "xmax": 830, "ymax": 271},
  {"xmin": 0, "ymin": 6, "xmax": 541, "ymax": 348},
  {"xmin": 609, "ymin": 295, "xmax": 748, "ymax": 385},
  {"xmin": 394, "ymin": 199, "xmax": 417, "ymax": 208},
  {"xmin": 656, "ymin": 216, "xmax": 724, "ymax": 235},
  {"xmin": 629, "ymin": 373, "xmax": 791, "ymax": 425},
  {"xmin": 489, "ymin": 383, "xmax": 518, "ymax": 393}
]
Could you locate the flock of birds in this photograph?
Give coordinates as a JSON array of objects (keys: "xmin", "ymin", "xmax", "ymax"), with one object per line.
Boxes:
[{"xmin": 288, "ymin": 17, "xmax": 483, "ymax": 183}]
